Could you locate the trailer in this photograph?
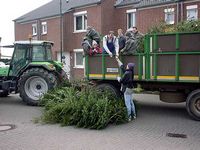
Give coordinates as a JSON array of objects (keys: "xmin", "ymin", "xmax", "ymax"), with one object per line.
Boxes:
[{"xmin": 84, "ymin": 32, "xmax": 200, "ymax": 121}]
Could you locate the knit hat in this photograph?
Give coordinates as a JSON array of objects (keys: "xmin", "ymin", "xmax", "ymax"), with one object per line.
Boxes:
[
  {"xmin": 125, "ymin": 31, "xmax": 132, "ymax": 38},
  {"xmin": 127, "ymin": 63, "xmax": 135, "ymax": 70}
]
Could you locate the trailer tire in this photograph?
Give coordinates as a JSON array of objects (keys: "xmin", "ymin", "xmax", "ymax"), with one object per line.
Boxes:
[
  {"xmin": 95, "ymin": 83, "xmax": 120, "ymax": 98},
  {"xmin": 186, "ymin": 89, "xmax": 200, "ymax": 121},
  {"xmin": 18, "ymin": 68, "xmax": 57, "ymax": 106},
  {"xmin": 0, "ymin": 90, "xmax": 9, "ymax": 97}
]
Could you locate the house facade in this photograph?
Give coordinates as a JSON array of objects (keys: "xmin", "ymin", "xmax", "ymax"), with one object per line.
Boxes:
[{"xmin": 14, "ymin": 0, "xmax": 200, "ymax": 80}]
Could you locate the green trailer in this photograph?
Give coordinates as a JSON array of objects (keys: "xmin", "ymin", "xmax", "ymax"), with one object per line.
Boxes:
[{"xmin": 85, "ymin": 32, "xmax": 200, "ymax": 120}]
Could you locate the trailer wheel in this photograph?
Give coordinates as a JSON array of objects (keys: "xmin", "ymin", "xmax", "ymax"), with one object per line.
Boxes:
[
  {"xmin": 186, "ymin": 89, "xmax": 200, "ymax": 121},
  {"xmin": 18, "ymin": 68, "xmax": 57, "ymax": 106},
  {"xmin": 0, "ymin": 90, "xmax": 9, "ymax": 97},
  {"xmin": 95, "ymin": 83, "xmax": 120, "ymax": 98}
]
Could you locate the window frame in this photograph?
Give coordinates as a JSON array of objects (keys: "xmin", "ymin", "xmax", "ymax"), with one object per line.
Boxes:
[
  {"xmin": 186, "ymin": 5, "xmax": 198, "ymax": 21},
  {"xmin": 74, "ymin": 49, "xmax": 84, "ymax": 68},
  {"xmin": 73, "ymin": 11, "xmax": 87, "ymax": 33},
  {"xmin": 32, "ymin": 24, "xmax": 37, "ymax": 36},
  {"xmin": 126, "ymin": 9, "xmax": 136, "ymax": 29},
  {"xmin": 41, "ymin": 22, "xmax": 47, "ymax": 35},
  {"xmin": 164, "ymin": 8, "xmax": 175, "ymax": 25}
]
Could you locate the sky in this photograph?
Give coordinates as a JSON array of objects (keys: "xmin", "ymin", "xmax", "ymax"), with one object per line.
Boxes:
[{"xmin": 0, "ymin": 0, "xmax": 52, "ymax": 57}]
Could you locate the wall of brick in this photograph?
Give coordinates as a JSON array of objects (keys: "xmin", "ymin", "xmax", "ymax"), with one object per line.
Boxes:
[
  {"xmin": 63, "ymin": 5, "xmax": 102, "ymax": 80},
  {"xmin": 15, "ymin": 17, "xmax": 60, "ymax": 60},
  {"xmin": 101, "ymin": 0, "xmax": 117, "ymax": 35},
  {"xmin": 15, "ymin": 22, "xmax": 34, "ymax": 41},
  {"xmin": 137, "ymin": 4, "xmax": 177, "ymax": 33}
]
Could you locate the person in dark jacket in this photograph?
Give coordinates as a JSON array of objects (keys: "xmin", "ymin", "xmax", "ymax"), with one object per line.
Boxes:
[
  {"xmin": 120, "ymin": 31, "xmax": 136, "ymax": 55},
  {"xmin": 85, "ymin": 26, "xmax": 101, "ymax": 46},
  {"xmin": 116, "ymin": 56, "xmax": 136, "ymax": 121},
  {"xmin": 117, "ymin": 29, "xmax": 126, "ymax": 52}
]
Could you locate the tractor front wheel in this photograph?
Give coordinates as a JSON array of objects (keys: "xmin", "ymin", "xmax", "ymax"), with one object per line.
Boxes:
[{"xmin": 18, "ymin": 68, "xmax": 57, "ymax": 106}]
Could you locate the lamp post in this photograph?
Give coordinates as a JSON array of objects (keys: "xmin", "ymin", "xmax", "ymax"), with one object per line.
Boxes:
[
  {"xmin": 60, "ymin": 0, "xmax": 63, "ymax": 62},
  {"xmin": 60, "ymin": 0, "xmax": 69, "ymax": 62}
]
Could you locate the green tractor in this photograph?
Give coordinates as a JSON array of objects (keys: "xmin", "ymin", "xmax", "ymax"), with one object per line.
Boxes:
[{"xmin": 0, "ymin": 40, "xmax": 67, "ymax": 105}]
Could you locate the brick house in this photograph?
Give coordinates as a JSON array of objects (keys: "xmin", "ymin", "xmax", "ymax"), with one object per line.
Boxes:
[
  {"xmin": 115, "ymin": 0, "xmax": 200, "ymax": 33},
  {"xmin": 14, "ymin": 0, "xmax": 200, "ymax": 80}
]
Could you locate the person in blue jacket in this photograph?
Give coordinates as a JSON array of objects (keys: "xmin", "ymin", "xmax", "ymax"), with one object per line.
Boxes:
[{"xmin": 116, "ymin": 56, "xmax": 136, "ymax": 121}]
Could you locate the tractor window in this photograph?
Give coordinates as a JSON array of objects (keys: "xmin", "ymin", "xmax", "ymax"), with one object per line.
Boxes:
[
  {"xmin": 46, "ymin": 45, "xmax": 52, "ymax": 61},
  {"xmin": 32, "ymin": 46, "xmax": 45, "ymax": 61},
  {"xmin": 13, "ymin": 45, "xmax": 27, "ymax": 63}
]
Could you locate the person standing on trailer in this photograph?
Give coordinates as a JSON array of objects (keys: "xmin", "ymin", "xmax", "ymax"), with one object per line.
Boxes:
[{"xmin": 103, "ymin": 31, "xmax": 119, "ymax": 57}]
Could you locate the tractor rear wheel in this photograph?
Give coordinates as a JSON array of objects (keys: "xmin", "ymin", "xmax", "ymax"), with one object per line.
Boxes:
[
  {"xmin": 95, "ymin": 83, "xmax": 120, "ymax": 98},
  {"xmin": 18, "ymin": 68, "xmax": 57, "ymax": 106}
]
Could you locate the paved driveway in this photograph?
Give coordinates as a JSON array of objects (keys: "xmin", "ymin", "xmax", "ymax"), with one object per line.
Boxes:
[{"xmin": 0, "ymin": 94, "xmax": 199, "ymax": 150}]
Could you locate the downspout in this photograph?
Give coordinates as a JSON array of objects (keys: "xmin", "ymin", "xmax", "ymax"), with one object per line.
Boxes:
[
  {"xmin": 176, "ymin": 1, "xmax": 179, "ymax": 24},
  {"xmin": 37, "ymin": 20, "xmax": 41, "ymax": 40},
  {"xmin": 180, "ymin": 0, "xmax": 184, "ymax": 22}
]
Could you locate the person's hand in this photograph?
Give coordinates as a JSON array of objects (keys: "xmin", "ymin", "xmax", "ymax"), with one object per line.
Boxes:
[
  {"xmin": 117, "ymin": 77, "xmax": 121, "ymax": 82},
  {"xmin": 120, "ymin": 49, "xmax": 125, "ymax": 53}
]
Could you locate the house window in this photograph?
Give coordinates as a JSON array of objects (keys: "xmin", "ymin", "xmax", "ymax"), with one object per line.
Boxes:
[
  {"xmin": 32, "ymin": 24, "xmax": 37, "ymax": 36},
  {"xmin": 74, "ymin": 11, "xmax": 87, "ymax": 32},
  {"xmin": 74, "ymin": 49, "xmax": 84, "ymax": 68},
  {"xmin": 42, "ymin": 22, "xmax": 47, "ymax": 35},
  {"xmin": 187, "ymin": 5, "xmax": 198, "ymax": 21},
  {"xmin": 164, "ymin": 8, "xmax": 175, "ymax": 25},
  {"xmin": 126, "ymin": 9, "xmax": 136, "ymax": 29}
]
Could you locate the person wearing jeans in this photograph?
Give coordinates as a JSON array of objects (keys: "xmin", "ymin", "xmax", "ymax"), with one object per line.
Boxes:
[{"xmin": 116, "ymin": 56, "xmax": 136, "ymax": 121}]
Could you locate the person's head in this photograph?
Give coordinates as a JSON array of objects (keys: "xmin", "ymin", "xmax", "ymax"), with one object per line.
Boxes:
[
  {"xmin": 126, "ymin": 63, "xmax": 135, "ymax": 70},
  {"xmin": 87, "ymin": 26, "xmax": 93, "ymax": 31},
  {"xmin": 125, "ymin": 31, "xmax": 132, "ymax": 39},
  {"xmin": 92, "ymin": 40, "xmax": 98, "ymax": 48},
  {"xmin": 108, "ymin": 31, "xmax": 114, "ymax": 38},
  {"xmin": 132, "ymin": 26, "xmax": 138, "ymax": 34},
  {"xmin": 117, "ymin": 29, "xmax": 123, "ymax": 36}
]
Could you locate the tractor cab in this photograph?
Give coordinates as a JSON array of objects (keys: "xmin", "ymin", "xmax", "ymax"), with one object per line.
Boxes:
[{"xmin": 9, "ymin": 41, "xmax": 54, "ymax": 77}]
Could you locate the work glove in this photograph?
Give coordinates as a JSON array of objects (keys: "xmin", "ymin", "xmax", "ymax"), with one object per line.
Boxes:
[
  {"xmin": 108, "ymin": 52, "xmax": 113, "ymax": 57},
  {"xmin": 117, "ymin": 77, "xmax": 121, "ymax": 82},
  {"xmin": 115, "ymin": 56, "xmax": 123, "ymax": 67}
]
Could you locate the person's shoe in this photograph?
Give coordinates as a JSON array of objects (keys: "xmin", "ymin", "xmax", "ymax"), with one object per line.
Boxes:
[
  {"xmin": 133, "ymin": 114, "xmax": 137, "ymax": 119},
  {"xmin": 128, "ymin": 116, "xmax": 132, "ymax": 122}
]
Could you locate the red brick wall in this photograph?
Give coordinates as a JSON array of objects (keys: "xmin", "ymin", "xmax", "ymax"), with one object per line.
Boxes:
[
  {"xmin": 113, "ymin": 6, "xmax": 135, "ymax": 34},
  {"xmin": 15, "ymin": 17, "xmax": 60, "ymax": 60},
  {"xmin": 101, "ymin": 0, "xmax": 117, "ymax": 35},
  {"xmin": 15, "ymin": 22, "xmax": 34, "ymax": 40},
  {"xmin": 63, "ymin": 5, "xmax": 102, "ymax": 52},
  {"xmin": 137, "ymin": 4, "xmax": 177, "ymax": 33},
  {"xmin": 63, "ymin": 5, "xmax": 102, "ymax": 80},
  {"xmin": 41, "ymin": 18, "xmax": 60, "ymax": 59}
]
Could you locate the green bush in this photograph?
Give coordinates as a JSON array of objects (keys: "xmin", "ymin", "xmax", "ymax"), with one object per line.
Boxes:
[
  {"xmin": 39, "ymin": 85, "xmax": 128, "ymax": 130},
  {"xmin": 148, "ymin": 20, "xmax": 200, "ymax": 34}
]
